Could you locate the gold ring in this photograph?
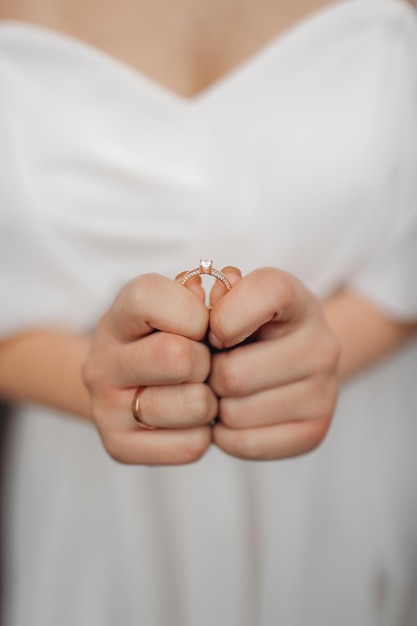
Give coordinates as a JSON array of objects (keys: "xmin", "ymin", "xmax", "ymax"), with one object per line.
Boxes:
[
  {"xmin": 179, "ymin": 259, "xmax": 231, "ymax": 290},
  {"xmin": 131, "ymin": 388, "xmax": 157, "ymax": 430}
]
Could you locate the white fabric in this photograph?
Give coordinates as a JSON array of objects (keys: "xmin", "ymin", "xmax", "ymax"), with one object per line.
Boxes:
[{"xmin": 1, "ymin": 1, "xmax": 417, "ymax": 625}]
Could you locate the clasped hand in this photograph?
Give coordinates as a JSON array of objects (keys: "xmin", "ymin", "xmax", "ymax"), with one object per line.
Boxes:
[{"xmin": 83, "ymin": 267, "xmax": 340, "ymax": 465}]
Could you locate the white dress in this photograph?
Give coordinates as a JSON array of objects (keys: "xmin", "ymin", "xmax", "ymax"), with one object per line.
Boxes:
[{"xmin": 1, "ymin": 1, "xmax": 417, "ymax": 625}]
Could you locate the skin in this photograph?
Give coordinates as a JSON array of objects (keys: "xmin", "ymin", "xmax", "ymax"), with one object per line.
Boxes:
[
  {"xmin": 208, "ymin": 268, "xmax": 339, "ymax": 460},
  {"xmin": 0, "ymin": 0, "xmax": 416, "ymax": 464},
  {"xmin": 1, "ymin": 267, "xmax": 416, "ymax": 465},
  {"xmin": 0, "ymin": 0, "xmax": 337, "ymax": 98}
]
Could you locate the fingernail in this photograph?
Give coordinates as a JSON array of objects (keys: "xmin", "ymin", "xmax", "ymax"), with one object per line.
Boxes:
[{"xmin": 208, "ymin": 331, "xmax": 223, "ymax": 350}]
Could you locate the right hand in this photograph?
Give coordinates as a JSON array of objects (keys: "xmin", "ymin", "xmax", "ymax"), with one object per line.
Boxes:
[{"xmin": 83, "ymin": 273, "xmax": 216, "ymax": 465}]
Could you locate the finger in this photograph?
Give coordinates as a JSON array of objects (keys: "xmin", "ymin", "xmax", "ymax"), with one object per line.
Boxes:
[
  {"xmin": 102, "ymin": 426, "xmax": 213, "ymax": 466},
  {"xmin": 104, "ymin": 273, "xmax": 209, "ymax": 342},
  {"xmin": 216, "ymin": 375, "xmax": 338, "ymax": 429},
  {"xmin": 130, "ymin": 383, "xmax": 218, "ymax": 429},
  {"xmin": 209, "ymin": 266, "xmax": 242, "ymax": 307},
  {"xmin": 175, "ymin": 272, "xmax": 206, "ymax": 302},
  {"xmin": 91, "ymin": 385, "xmax": 214, "ymax": 463},
  {"xmin": 209, "ymin": 322, "xmax": 338, "ymax": 397},
  {"xmin": 212, "ymin": 419, "xmax": 329, "ymax": 461},
  {"xmin": 209, "ymin": 268, "xmax": 313, "ymax": 349},
  {"xmin": 108, "ymin": 332, "xmax": 212, "ymax": 387}
]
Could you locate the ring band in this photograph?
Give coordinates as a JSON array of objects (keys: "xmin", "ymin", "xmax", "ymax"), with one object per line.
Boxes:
[
  {"xmin": 179, "ymin": 259, "xmax": 231, "ymax": 290},
  {"xmin": 131, "ymin": 388, "xmax": 157, "ymax": 430}
]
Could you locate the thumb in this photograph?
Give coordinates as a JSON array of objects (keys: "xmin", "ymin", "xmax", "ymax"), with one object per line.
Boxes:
[{"xmin": 209, "ymin": 265, "xmax": 242, "ymax": 307}]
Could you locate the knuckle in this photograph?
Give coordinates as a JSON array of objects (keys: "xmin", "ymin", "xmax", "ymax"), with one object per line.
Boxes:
[
  {"xmin": 193, "ymin": 344, "xmax": 212, "ymax": 381},
  {"xmin": 315, "ymin": 331, "xmax": 341, "ymax": 374},
  {"xmin": 232, "ymin": 430, "xmax": 263, "ymax": 460},
  {"xmin": 210, "ymin": 309, "xmax": 232, "ymax": 346},
  {"xmin": 273, "ymin": 271, "xmax": 298, "ymax": 307},
  {"xmin": 324, "ymin": 382, "xmax": 339, "ymax": 421},
  {"xmin": 325, "ymin": 334, "xmax": 341, "ymax": 371},
  {"xmin": 81, "ymin": 360, "xmax": 103, "ymax": 394},
  {"xmin": 178, "ymin": 431, "xmax": 211, "ymax": 464},
  {"xmin": 214, "ymin": 351, "xmax": 245, "ymax": 396},
  {"xmin": 310, "ymin": 374, "xmax": 339, "ymax": 423},
  {"xmin": 260, "ymin": 268, "xmax": 298, "ymax": 313},
  {"xmin": 185, "ymin": 384, "xmax": 214, "ymax": 420},
  {"xmin": 81, "ymin": 357, "xmax": 96, "ymax": 390},
  {"xmin": 116, "ymin": 273, "xmax": 161, "ymax": 315},
  {"xmin": 113, "ymin": 281, "xmax": 136, "ymax": 317},
  {"xmin": 128, "ymin": 273, "xmax": 161, "ymax": 299},
  {"xmin": 158, "ymin": 334, "xmax": 193, "ymax": 382},
  {"xmin": 82, "ymin": 354, "xmax": 105, "ymax": 393},
  {"xmin": 301, "ymin": 419, "xmax": 330, "ymax": 454},
  {"xmin": 100, "ymin": 433, "xmax": 129, "ymax": 465},
  {"xmin": 218, "ymin": 398, "xmax": 241, "ymax": 429}
]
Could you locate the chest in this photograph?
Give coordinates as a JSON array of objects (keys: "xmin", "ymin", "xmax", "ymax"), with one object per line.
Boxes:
[
  {"xmin": 0, "ymin": 10, "xmax": 401, "ymax": 300},
  {"xmin": 0, "ymin": 0, "xmax": 335, "ymax": 97}
]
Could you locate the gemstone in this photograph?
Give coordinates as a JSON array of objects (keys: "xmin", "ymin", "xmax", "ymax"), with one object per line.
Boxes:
[{"xmin": 200, "ymin": 259, "xmax": 213, "ymax": 273}]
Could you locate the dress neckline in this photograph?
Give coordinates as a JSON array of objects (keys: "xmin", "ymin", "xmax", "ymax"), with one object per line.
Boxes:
[{"xmin": 0, "ymin": 1, "xmax": 411, "ymax": 106}]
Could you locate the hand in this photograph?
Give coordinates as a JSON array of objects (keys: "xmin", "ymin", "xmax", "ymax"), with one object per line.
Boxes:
[
  {"xmin": 208, "ymin": 267, "xmax": 340, "ymax": 460},
  {"xmin": 83, "ymin": 273, "xmax": 217, "ymax": 465}
]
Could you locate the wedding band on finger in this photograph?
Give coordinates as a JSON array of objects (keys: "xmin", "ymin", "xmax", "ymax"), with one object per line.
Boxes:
[
  {"xmin": 178, "ymin": 259, "xmax": 231, "ymax": 291},
  {"xmin": 131, "ymin": 388, "xmax": 157, "ymax": 430}
]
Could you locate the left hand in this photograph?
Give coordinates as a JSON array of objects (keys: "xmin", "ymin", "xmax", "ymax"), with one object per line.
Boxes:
[{"xmin": 207, "ymin": 267, "xmax": 341, "ymax": 460}]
